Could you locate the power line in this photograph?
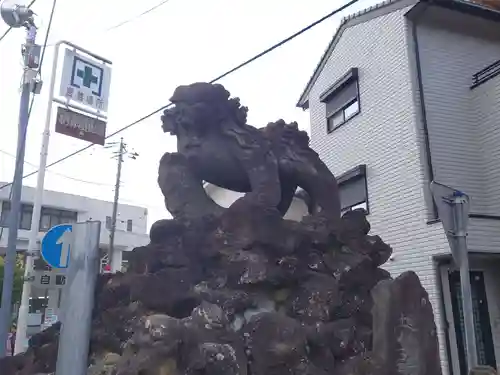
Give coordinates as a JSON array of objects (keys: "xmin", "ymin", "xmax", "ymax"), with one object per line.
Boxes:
[
  {"xmin": 0, "ymin": 0, "xmax": 358, "ymax": 192},
  {"xmin": 45, "ymin": 0, "xmax": 175, "ymax": 47},
  {"xmin": 0, "ymin": 0, "xmax": 38, "ymax": 43},
  {"xmin": 105, "ymin": 0, "xmax": 173, "ymax": 31},
  {"xmin": 0, "ymin": 149, "xmax": 114, "ymax": 186}
]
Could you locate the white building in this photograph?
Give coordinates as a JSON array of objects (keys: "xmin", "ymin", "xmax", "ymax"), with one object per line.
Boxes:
[
  {"xmin": 296, "ymin": 0, "xmax": 500, "ymax": 374},
  {"xmin": 0, "ymin": 183, "xmax": 149, "ymax": 339}
]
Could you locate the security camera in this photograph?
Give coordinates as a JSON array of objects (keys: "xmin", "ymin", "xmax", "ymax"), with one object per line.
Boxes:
[{"xmin": 0, "ymin": 0, "xmax": 34, "ymax": 28}]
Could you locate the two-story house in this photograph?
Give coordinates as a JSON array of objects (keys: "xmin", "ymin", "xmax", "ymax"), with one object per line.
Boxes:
[{"xmin": 296, "ymin": 0, "xmax": 500, "ymax": 374}]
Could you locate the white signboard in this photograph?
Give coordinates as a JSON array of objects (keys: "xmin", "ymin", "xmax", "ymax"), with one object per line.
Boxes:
[
  {"xmin": 43, "ymin": 308, "xmax": 58, "ymax": 329},
  {"xmin": 59, "ymin": 48, "xmax": 112, "ymax": 113}
]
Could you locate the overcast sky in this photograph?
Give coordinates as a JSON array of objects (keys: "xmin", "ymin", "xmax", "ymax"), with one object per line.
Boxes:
[{"xmin": 0, "ymin": 0, "xmax": 377, "ymax": 230}]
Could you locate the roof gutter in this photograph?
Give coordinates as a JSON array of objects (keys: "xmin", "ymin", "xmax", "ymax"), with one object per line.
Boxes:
[{"xmin": 420, "ymin": 0, "xmax": 500, "ymax": 21}]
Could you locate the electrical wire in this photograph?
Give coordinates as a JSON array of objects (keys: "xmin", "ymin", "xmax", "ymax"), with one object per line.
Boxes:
[
  {"xmin": 105, "ymin": 0, "xmax": 173, "ymax": 32},
  {"xmin": 45, "ymin": 0, "xmax": 175, "ymax": 47},
  {"xmin": 0, "ymin": 0, "xmax": 38, "ymax": 44},
  {"xmin": 0, "ymin": 0, "xmax": 358, "ymax": 192},
  {"xmin": 0, "ymin": 149, "xmax": 114, "ymax": 186}
]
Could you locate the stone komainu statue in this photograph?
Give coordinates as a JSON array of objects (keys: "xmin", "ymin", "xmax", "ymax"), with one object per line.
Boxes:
[{"xmin": 158, "ymin": 82, "xmax": 341, "ymax": 224}]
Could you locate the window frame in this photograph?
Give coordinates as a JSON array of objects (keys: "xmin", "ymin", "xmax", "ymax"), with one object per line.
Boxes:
[
  {"xmin": 105, "ymin": 216, "xmax": 112, "ymax": 230},
  {"xmin": 320, "ymin": 68, "xmax": 361, "ymax": 133},
  {"xmin": 39, "ymin": 206, "xmax": 78, "ymax": 232},
  {"xmin": 0, "ymin": 201, "xmax": 34, "ymax": 230},
  {"xmin": 337, "ymin": 164, "xmax": 369, "ymax": 215},
  {"xmin": 126, "ymin": 219, "xmax": 133, "ymax": 232},
  {"xmin": 0, "ymin": 201, "xmax": 78, "ymax": 231}
]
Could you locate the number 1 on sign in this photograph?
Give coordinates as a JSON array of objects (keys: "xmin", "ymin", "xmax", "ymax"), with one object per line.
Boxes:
[{"xmin": 56, "ymin": 229, "xmax": 72, "ymax": 267}]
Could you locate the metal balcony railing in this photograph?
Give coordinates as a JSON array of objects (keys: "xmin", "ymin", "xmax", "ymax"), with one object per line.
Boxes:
[{"xmin": 472, "ymin": 59, "xmax": 500, "ymax": 88}]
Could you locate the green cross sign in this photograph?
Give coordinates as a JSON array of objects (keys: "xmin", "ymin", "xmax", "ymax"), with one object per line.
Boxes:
[{"xmin": 76, "ymin": 66, "xmax": 98, "ymax": 88}]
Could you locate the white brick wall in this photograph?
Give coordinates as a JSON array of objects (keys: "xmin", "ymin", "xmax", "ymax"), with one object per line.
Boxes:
[
  {"xmin": 473, "ymin": 76, "xmax": 500, "ymax": 213},
  {"xmin": 415, "ymin": 8, "xmax": 500, "ymax": 215}
]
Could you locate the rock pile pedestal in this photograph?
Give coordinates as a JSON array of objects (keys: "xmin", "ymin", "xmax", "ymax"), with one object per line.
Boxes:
[{"xmin": 0, "ymin": 205, "xmax": 442, "ymax": 375}]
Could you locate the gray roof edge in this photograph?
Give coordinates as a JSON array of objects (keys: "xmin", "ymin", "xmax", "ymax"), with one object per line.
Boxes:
[
  {"xmin": 296, "ymin": 0, "xmax": 416, "ymax": 108},
  {"xmin": 296, "ymin": 0, "xmax": 500, "ymax": 109}
]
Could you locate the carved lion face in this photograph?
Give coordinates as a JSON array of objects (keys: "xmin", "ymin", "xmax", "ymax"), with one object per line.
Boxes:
[{"xmin": 160, "ymin": 83, "xmax": 249, "ymax": 155}]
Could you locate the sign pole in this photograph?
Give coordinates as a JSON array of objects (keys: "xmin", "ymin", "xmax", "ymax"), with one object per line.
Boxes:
[
  {"xmin": 15, "ymin": 40, "xmax": 62, "ymax": 355},
  {"xmin": 55, "ymin": 221, "xmax": 100, "ymax": 375},
  {"xmin": 430, "ymin": 182, "xmax": 477, "ymax": 372},
  {"xmin": 0, "ymin": 23, "xmax": 38, "ymax": 358},
  {"xmin": 15, "ymin": 40, "xmax": 112, "ymax": 353}
]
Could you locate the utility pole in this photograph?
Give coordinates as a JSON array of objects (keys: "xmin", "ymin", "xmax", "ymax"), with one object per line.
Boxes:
[
  {"xmin": 0, "ymin": 3, "xmax": 41, "ymax": 358},
  {"xmin": 105, "ymin": 138, "xmax": 138, "ymax": 272}
]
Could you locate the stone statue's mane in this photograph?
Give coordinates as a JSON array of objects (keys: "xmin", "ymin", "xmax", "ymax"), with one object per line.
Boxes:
[
  {"xmin": 160, "ymin": 82, "xmax": 311, "ymax": 153},
  {"xmin": 161, "ymin": 83, "xmax": 249, "ymax": 136}
]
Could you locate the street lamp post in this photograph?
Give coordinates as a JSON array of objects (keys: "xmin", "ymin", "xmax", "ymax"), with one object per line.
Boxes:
[{"xmin": 0, "ymin": 1, "xmax": 41, "ymax": 358}]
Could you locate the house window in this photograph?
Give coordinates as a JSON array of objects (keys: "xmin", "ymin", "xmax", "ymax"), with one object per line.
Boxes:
[
  {"xmin": 39, "ymin": 207, "xmax": 77, "ymax": 232},
  {"xmin": 338, "ymin": 164, "xmax": 369, "ymax": 215},
  {"xmin": 0, "ymin": 201, "xmax": 34, "ymax": 230},
  {"xmin": 105, "ymin": 216, "xmax": 112, "ymax": 230},
  {"xmin": 320, "ymin": 68, "xmax": 360, "ymax": 133},
  {"xmin": 29, "ymin": 296, "xmax": 48, "ymax": 314},
  {"xmin": 126, "ymin": 219, "xmax": 133, "ymax": 232},
  {"xmin": 33, "ymin": 256, "xmax": 52, "ymax": 271}
]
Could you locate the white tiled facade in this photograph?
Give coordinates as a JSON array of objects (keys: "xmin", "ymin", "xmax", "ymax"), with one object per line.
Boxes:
[{"xmin": 299, "ymin": 1, "xmax": 500, "ymax": 374}]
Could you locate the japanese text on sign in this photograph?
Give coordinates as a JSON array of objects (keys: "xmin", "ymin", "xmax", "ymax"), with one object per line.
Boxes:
[
  {"xmin": 33, "ymin": 271, "xmax": 68, "ymax": 289},
  {"xmin": 57, "ymin": 107, "xmax": 105, "ymax": 137}
]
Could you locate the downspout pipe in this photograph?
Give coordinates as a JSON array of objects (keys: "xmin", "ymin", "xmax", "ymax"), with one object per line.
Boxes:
[
  {"xmin": 411, "ymin": 6, "xmax": 453, "ymax": 374},
  {"xmin": 410, "ymin": 4, "xmax": 438, "ymax": 218}
]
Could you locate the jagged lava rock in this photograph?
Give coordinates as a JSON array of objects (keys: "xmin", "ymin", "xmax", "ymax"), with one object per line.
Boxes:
[
  {"xmin": 0, "ymin": 206, "xmax": 440, "ymax": 375},
  {"xmin": 371, "ymin": 271, "xmax": 442, "ymax": 375}
]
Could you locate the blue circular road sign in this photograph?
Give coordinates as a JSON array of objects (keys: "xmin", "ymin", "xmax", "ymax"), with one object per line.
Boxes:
[{"xmin": 41, "ymin": 224, "xmax": 73, "ymax": 269}]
